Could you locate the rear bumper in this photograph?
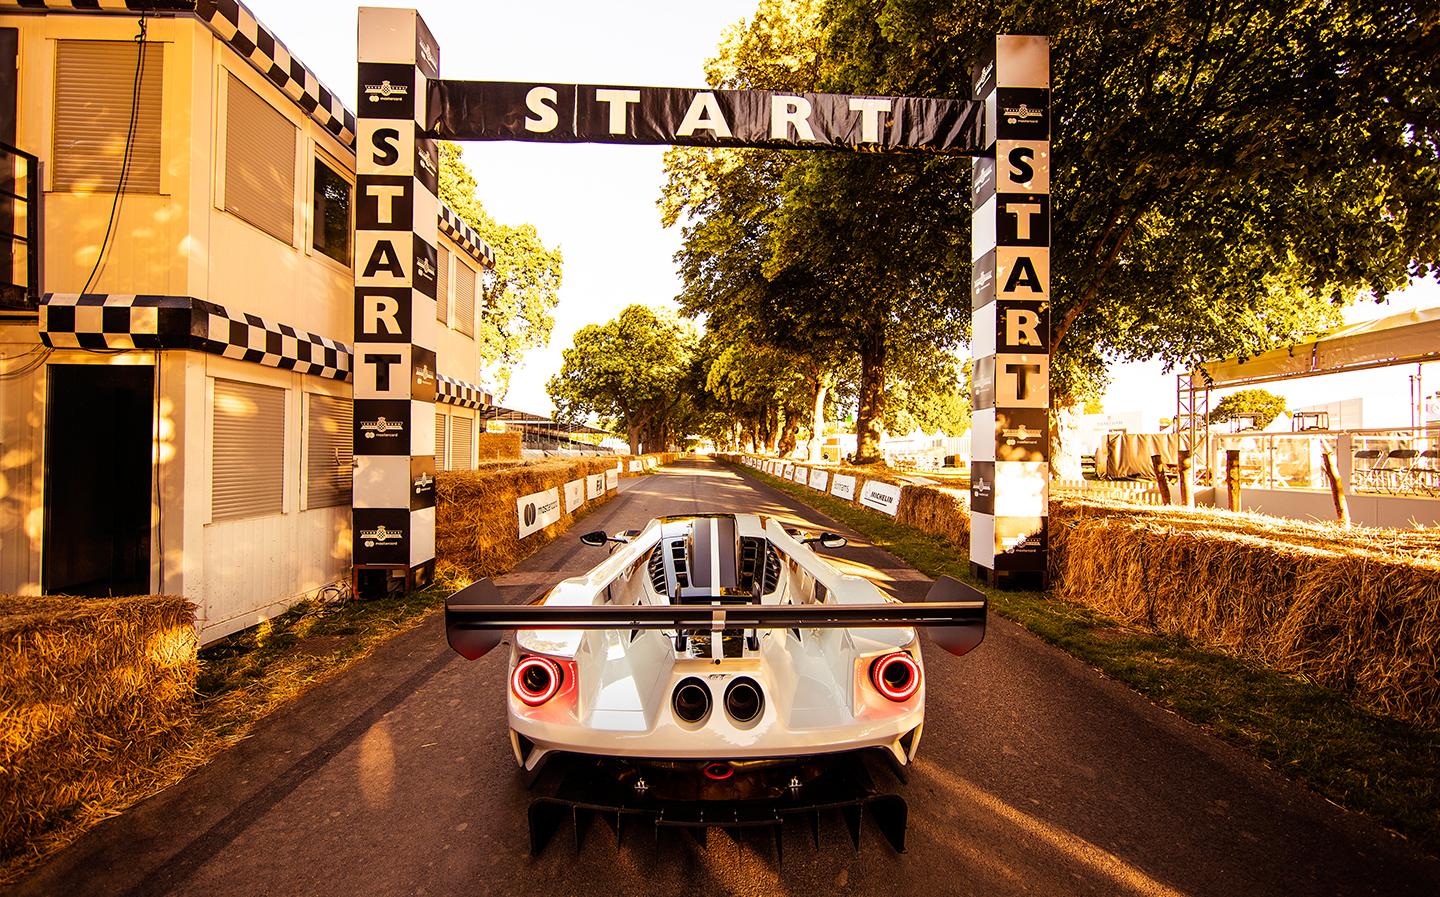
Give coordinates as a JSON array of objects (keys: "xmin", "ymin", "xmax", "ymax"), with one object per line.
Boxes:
[{"xmin": 523, "ymin": 748, "xmax": 911, "ymax": 856}]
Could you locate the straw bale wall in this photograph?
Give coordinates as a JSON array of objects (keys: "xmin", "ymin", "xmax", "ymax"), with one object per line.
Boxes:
[
  {"xmin": 0, "ymin": 595, "xmax": 197, "ymax": 858},
  {"xmin": 722, "ymin": 454, "xmax": 1440, "ymax": 725},
  {"xmin": 436, "ymin": 454, "xmax": 676, "ymax": 579},
  {"xmin": 1050, "ymin": 497, "xmax": 1440, "ymax": 726},
  {"xmin": 474, "ymin": 432, "xmax": 522, "ymax": 460}
]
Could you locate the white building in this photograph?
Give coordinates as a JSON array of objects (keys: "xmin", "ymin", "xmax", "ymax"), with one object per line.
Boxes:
[{"xmin": 0, "ymin": 0, "xmax": 495, "ymax": 642}]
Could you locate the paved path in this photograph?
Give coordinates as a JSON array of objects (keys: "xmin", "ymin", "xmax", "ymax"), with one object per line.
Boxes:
[{"xmin": 12, "ymin": 457, "xmax": 1439, "ymax": 896}]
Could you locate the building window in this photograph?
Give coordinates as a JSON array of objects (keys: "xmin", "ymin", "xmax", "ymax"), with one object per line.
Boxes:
[
  {"xmin": 312, "ymin": 157, "xmax": 351, "ymax": 265},
  {"xmin": 451, "ymin": 414, "xmax": 473, "ymax": 470},
  {"xmin": 454, "ymin": 261, "xmax": 476, "ymax": 338},
  {"xmin": 436, "ymin": 245, "xmax": 450, "ymax": 325},
  {"xmin": 306, "ymin": 393, "xmax": 352, "ymax": 508},
  {"xmin": 434, "ymin": 410, "xmax": 447, "ymax": 470},
  {"xmin": 224, "ymin": 73, "xmax": 296, "ymax": 244},
  {"xmin": 212, "ymin": 378, "xmax": 285, "ymax": 522},
  {"xmin": 52, "ymin": 40, "xmax": 163, "ymax": 193}
]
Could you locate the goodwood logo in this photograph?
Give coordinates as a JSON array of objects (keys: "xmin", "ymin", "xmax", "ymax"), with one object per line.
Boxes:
[
  {"xmin": 365, "ymin": 80, "xmax": 408, "ymax": 102},
  {"xmin": 361, "ymin": 525, "xmax": 402, "ymax": 547},
  {"xmin": 419, "ymin": 41, "xmax": 438, "ymax": 71},
  {"xmin": 1003, "ymin": 104, "xmax": 1043, "ymax": 125},
  {"xmin": 414, "ymin": 472, "xmax": 434, "ymax": 492},
  {"xmin": 1002, "ymin": 425, "xmax": 1040, "ymax": 444},
  {"xmin": 414, "ymin": 363, "xmax": 435, "ymax": 386},
  {"xmin": 418, "ymin": 147, "xmax": 438, "ymax": 177},
  {"xmin": 417, "ymin": 255, "xmax": 436, "ymax": 279},
  {"xmin": 361, "ymin": 417, "xmax": 403, "ymax": 437}
]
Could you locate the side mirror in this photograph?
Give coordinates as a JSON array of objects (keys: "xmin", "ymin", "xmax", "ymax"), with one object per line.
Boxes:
[
  {"xmin": 818, "ymin": 533, "xmax": 847, "ymax": 550},
  {"xmin": 580, "ymin": 531, "xmax": 609, "ymax": 547}
]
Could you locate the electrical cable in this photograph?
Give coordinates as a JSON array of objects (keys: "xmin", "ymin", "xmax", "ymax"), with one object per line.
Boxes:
[{"xmin": 78, "ymin": 12, "xmax": 148, "ymax": 298}]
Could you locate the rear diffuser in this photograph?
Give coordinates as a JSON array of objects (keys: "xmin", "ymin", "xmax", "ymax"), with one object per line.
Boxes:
[{"xmin": 526, "ymin": 752, "xmax": 907, "ymax": 859}]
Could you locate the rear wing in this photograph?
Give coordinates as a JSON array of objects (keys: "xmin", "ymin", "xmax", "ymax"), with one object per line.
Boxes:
[{"xmin": 445, "ymin": 574, "xmax": 987, "ymax": 661}]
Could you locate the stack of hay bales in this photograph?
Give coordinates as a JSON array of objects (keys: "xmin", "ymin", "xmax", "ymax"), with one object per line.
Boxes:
[
  {"xmin": 1051, "ymin": 496, "xmax": 1440, "ymax": 726},
  {"xmin": 436, "ymin": 454, "xmax": 676, "ymax": 579},
  {"xmin": 0, "ymin": 595, "xmax": 197, "ymax": 862}
]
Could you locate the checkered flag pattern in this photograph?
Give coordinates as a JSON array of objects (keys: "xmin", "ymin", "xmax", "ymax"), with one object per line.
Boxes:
[
  {"xmin": 969, "ymin": 37, "xmax": 1051, "ymax": 586},
  {"xmin": 438, "ymin": 202, "xmax": 497, "ymax": 270},
  {"xmin": 40, "ymin": 293, "xmax": 352, "ymax": 381},
  {"xmin": 436, "ymin": 374, "xmax": 494, "ymax": 410},
  {"xmin": 198, "ymin": 0, "xmax": 356, "ymax": 149}
]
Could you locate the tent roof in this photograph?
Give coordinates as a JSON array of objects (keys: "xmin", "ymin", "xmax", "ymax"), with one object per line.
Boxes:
[{"xmin": 1200, "ymin": 305, "xmax": 1440, "ymax": 389}]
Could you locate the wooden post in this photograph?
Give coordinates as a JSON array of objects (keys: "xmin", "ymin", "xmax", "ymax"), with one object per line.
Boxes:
[
  {"xmin": 1321, "ymin": 451, "xmax": 1351, "ymax": 526},
  {"xmin": 1226, "ymin": 449, "xmax": 1242, "ymax": 512},
  {"xmin": 1177, "ymin": 449, "xmax": 1193, "ymax": 507},
  {"xmin": 1151, "ymin": 453, "xmax": 1172, "ymax": 504}
]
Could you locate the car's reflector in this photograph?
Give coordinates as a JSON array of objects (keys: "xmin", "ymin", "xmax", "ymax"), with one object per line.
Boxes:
[
  {"xmin": 512, "ymin": 655, "xmax": 562, "ymax": 705},
  {"xmin": 871, "ymin": 652, "xmax": 921, "ymax": 701}
]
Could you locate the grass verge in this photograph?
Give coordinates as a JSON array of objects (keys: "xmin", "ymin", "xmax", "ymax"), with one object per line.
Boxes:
[{"xmin": 736, "ymin": 461, "xmax": 1440, "ymax": 858}]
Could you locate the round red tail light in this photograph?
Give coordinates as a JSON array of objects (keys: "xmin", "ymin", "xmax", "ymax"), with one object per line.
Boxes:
[
  {"xmin": 512, "ymin": 656, "xmax": 563, "ymax": 706},
  {"xmin": 870, "ymin": 652, "xmax": 921, "ymax": 702},
  {"xmin": 704, "ymin": 762, "xmax": 734, "ymax": 780}
]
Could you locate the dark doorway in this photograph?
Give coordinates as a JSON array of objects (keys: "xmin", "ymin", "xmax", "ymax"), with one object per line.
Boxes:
[{"xmin": 44, "ymin": 364, "xmax": 155, "ymax": 596}]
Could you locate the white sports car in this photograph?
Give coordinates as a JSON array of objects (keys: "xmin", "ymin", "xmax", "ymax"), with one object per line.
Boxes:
[{"xmin": 445, "ymin": 513, "xmax": 986, "ymax": 854}]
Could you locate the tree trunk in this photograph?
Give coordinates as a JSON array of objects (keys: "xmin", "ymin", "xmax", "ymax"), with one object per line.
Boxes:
[
  {"xmin": 808, "ymin": 376, "xmax": 829, "ymax": 461},
  {"xmin": 1049, "ymin": 398, "xmax": 1084, "ymax": 481},
  {"xmin": 777, "ymin": 410, "xmax": 800, "ymax": 458},
  {"xmin": 855, "ymin": 321, "xmax": 887, "ymax": 464}
]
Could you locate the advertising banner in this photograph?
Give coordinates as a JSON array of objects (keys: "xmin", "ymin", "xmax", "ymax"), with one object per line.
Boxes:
[
  {"xmin": 858, "ymin": 480, "xmax": 903, "ymax": 516},
  {"xmin": 587, "ymin": 472, "xmax": 605, "ymax": 500},
  {"xmin": 564, "ymin": 478, "xmax": 585, "ymax": 514},
  {"xmin": 606, "ymin": 468, "xmax": 619, "ymax": 491},
  {"xmin": 809, "ymin": 468, "xmax": 828, "ymax": 491},
  {"xmin": 830, "ymin": 474, "xmax": 857, "ymax": 501},
  {"xmin": 517, "ymin": 487, "xmax": 561, "ymax": 539}
]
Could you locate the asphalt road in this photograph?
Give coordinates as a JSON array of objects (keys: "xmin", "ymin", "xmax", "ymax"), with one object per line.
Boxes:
[{"xmin": 13, "ymin": 456, "xmax": 1439, "ymax": 897}]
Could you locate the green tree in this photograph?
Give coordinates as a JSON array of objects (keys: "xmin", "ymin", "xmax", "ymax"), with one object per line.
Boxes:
[
  {"xmin": 814, "ymin": 0, "xmax": 1438, "ymax": 474},
  {"xmin": 1209, "ymin": 388, "xmax": 1289, "ymax": 429},
  {"xmin": 438, "ymin": 142, "xmax": 563, "ymax": 399},
  {"xmin": 661, "ymin": 0, "xmax": 970, "ymax": 464},
  {"xmin": 547, "ymin": 305, "xmax": 698, "ymax": 454}
]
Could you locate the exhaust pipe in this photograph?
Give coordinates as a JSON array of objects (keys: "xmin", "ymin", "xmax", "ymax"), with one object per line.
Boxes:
[
  {"xmin": 672, "ymin": 677, "xmax": 712, "ymax": 723},
  {"xmin": 723, "ymin": 677, "xmax": 764, "ymax": 723}
]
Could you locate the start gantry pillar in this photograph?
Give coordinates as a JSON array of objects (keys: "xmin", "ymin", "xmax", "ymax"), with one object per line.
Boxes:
[
  {"xmin": 352, "ymin": 7, "xmax": 441, "ymax": 591},
  {"xmin": 969, "ymin": 36, "xmax": 1051, "ymax": 588}
]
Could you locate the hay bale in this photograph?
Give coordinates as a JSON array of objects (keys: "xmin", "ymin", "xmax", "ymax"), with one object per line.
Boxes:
[
  {"xmin": 436, "ymin": 457, "xmax": 624, "ymax": 579},
  {"xmin": 0, "ymin": 595, "xmax": 197, "ymax": 858},
  {"xmin": 474, "ymin": 432, "xmax": 522, "ymax": 460},
  {"xmin": 896, "ymin": 483, "xmax": 971, "ymax": 545},
  {"xmin": 1050, "ymin": 498, "xmax": 1440, "ymax": 726}
]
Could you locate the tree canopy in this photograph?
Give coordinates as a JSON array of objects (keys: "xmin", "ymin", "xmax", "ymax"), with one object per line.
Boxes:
[
  {"xmin": 659, "ymin": 0, "xmax": 1437, "ymax": 465},
  {"xmin": 1209, "ymin": 388, "xmax": 1290, "ymax": 429},
  {"xmin": 546, "ymin": 304, "xmax": 699, "ymax": 454},
  {"xmin": 438, "ymin": 142, "xmax": 563, "ymax": 400}
]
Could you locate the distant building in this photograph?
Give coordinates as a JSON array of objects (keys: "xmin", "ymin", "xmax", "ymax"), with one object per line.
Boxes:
[
  {"xmin": 1293, "ymin": 398, "xmax": 1364, "ymax": 430},
  {"xmin": 0, "ymin": 1, "xmax": 495, "ymax": 642}
]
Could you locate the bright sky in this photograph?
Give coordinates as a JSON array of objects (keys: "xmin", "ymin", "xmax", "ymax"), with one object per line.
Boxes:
[
  {"xmin": 245, "ymin": 0, "xmax": 1440, "ymax": 428},
  {"xmin": 1101, "ymin": 276, "xmax": 1440, "ymax": 429},
  {"xmin": 242, "ymin": 0, "xmax": 756, "ymax": 415}
]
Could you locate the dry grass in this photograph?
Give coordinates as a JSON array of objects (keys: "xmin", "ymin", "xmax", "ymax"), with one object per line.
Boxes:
[
  {"xmin": 0, "ymin": 596, "xmax": 198, "ymax": 870},
  {"xmin": 1050, "ymin": 497, "xmax": 1440, "ymax": 726}
]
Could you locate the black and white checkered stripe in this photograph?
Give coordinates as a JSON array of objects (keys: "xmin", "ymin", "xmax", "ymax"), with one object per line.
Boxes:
[
  {"xmin": 19, "ymin": 2, "xmax": 358, "ymax": 151},
  {"xmin": 438, "ymin": 203, "xmax": 497, "ymax": 270},
  {"xmin": 197, "ymin": 0, "xmax": 356, "ymax": 150},
  {"xmin": 436, "ymin": 374, "xmax": 493, "ymax": 410},
  {"xmin": 969, "ymin": 37, "xmax": 1051, "ymax": 585},
  {"xmin": 39, "ymin": 293, "xmax": 352, "ymax": 381}
]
